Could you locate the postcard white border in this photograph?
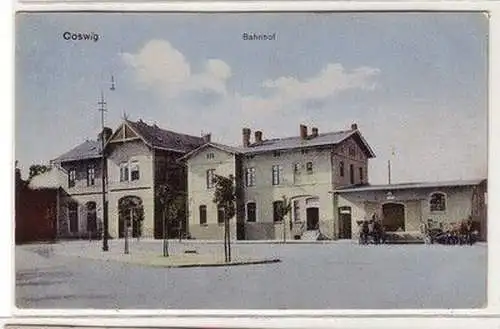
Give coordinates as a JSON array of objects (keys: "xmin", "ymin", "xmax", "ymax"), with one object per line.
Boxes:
[{"xmin": 5, "ymin": 0, "xmax": 500, "ymax": 327}]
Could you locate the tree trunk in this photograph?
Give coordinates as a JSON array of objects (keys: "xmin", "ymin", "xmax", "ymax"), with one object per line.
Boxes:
[
  {"xmin": 227, "ymin": 214, "xmax": 231, "ymax": 262},
  {"xmin": 124, "ymin": 209, "xmax": 131, "ymax": 255},
  {"xmin": 223, "ymin": 209, "xmax": 228, "ymax": 262},
  {"xmin": 283, "ymin": 215, "xmax": 286, "ymax": 244},
  {"xmin": 162, "ymin": 208, "xmax": 168, "ymax": 257}
]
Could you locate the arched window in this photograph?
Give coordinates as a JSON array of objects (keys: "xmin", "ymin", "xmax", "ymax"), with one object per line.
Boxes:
[{"xmin": 430, "ymin": 192, "xmax": 446, "ymax": 212}]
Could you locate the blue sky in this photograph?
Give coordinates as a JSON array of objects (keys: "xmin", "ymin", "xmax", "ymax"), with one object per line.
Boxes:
[{"xmin": 15, "ymin": 12, "xmax": 488, "ymax": 184}]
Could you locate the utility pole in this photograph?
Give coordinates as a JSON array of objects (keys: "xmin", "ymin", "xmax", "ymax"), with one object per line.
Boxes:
[
  {"xmin": 98, "ymin": 91, "xmax": 109, "ymax": 252},
  {"xmin": 388, "ymin": 146, "xmax": 395, "ymax": 185},
  {"xmin": 388, "ymin": 160, "xmax": 392, "ymax": 185}
]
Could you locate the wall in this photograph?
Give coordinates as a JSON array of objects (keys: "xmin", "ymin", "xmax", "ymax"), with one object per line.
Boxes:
[
  {"xmin": 332, "ymin": 136, "xmax": 369, "ymax": 188},
  {"xmin": 16, "ymin": 187, "xmax": 58, "ymax": 243},
  {"xmin": 56, "ymin": 160, "xmax": 103, "ymax": 238},
  {"xmin": 337, "ymin": 184, "xmax": 481, "ymax": 239},
  {"xmin": 242, "ymin": 147, "xmax": 335, "ymax": 239},
  {"xmin": 59, "ymin": 193, "xmax": 102, "ymax": 238},
  {"xmin": 187, "ymin": 146, "xmax": 237, "ymax": 240},
  {"xmin": 107, "ymin": 140, "xmax": 155, "ymax": 238}
]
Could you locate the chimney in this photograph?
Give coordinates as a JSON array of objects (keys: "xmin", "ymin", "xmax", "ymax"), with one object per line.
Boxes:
[
  {"xmin": 203, "ymin": 133, "xmax": 211, "ymax": 143},
  {"xmin": 300, "ymin": 124, "xmax": 308, "ymax": 140},
  {"xmin": 351, "ymin": 123, "xmax": 358, "ymax": 130},
  {"xmin": 311, "ymin": 127, "xmax": 319, "ymax": 138},
  {"xmin": 242, "ymin": 128, "xmax": 251, "ymax": 147},
  {"xmin": 255, "ymin": 131, "xmax": 263, "ymax": 143}
]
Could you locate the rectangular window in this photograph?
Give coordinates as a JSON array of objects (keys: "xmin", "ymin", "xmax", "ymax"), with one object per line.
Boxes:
[
  {"xmin": 68, "ymin": 168, "xmax": 76, "ymax": 188},
  {"xmin": 293, "ymin": 200, "xmax": 300, "ymax": 222},
  {"xmin": 68, "ymin": 202, "xmax": 78, "ymax": 233},
  {"xmin": 206, "ymin": 169, "xmax": 215, "ymax": 189},
  {"xmin": 120, "ymin": 163, "xmax": 129, "ymax": 182},
  {"xmin": 306, "ymin": 162, "xmax": 313, "ymax": 174},
  {"xmin": 273, "ymin": 200, "xmax": 284, "ymax": 222},
  {"xmin": 217, "ymin": 206, "xmax": 225, "ymax": 224},
  {"xmin": 206, "ymin": 153, "xmax": 215, "ymax": 160},
  {"xmin": 86, "ymin": 165, "xmax": 95, "ymax": 186},
  {"xmin": 272, "ymin": 165, "xmax": 282, "ymax": 185},
  {"xmin": 293, "ymin": 163, "xmax": 301, "ymax": 173},
  {"xmin": 273, "ymin": 151, "xmax": 281, "ymax": 157},
  {"xmin": 130, "ymin": 161, "xmax": 140, "ymax": 181},
  {"xmin": 199, "ymin": 205, "xmax": 207, "ymax": 225},
  {"xmin": 246, "ymin": 167, "xmax": 256, "ymax": 187},
  {"xmin": 340, "ymin": 161, "xmax": 345, "ymax": 177},
  {"xmin": 359, "ymin": 167, "xmax": 364, "ymax": 183},
  {"xmin": 247, "ymin": 202, "xmax": 256, "ymax": 222},
  {"xmin": 350, "ymin": 164, "xmax": 355, "ymax": 184}
]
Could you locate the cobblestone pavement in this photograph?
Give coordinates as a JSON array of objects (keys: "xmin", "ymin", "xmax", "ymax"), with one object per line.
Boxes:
[{"xmin": 15, "ymin": 240, "xmax": 487, "ymax": 309}]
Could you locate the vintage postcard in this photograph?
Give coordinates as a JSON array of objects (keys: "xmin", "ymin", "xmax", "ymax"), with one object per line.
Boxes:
[{"xmin": 14, "ymin": 11, "xmax": 488, "ymax": 310}]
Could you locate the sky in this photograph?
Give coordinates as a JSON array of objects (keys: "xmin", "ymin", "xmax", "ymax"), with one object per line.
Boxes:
[{"xmin": 15, "ymin": 12, "xmax": 488, "ymax": 184}]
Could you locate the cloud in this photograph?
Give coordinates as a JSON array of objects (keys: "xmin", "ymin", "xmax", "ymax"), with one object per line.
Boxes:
[
  {"xmin": 241, "ymin": 64, "xmax": 379, "ymax": 115},
  {"xmin": 122, "ymin": 39, "xmax": 232, "ymax": 99},
  {"xmin": 123, "ymin": 39, "xmax": 380, "ymax": 114}
]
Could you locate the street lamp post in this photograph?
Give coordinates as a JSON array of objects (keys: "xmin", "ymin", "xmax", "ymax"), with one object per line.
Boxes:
[{"xmin": 98, "ymin": 91, "xmax": 109, "ymax": 252}]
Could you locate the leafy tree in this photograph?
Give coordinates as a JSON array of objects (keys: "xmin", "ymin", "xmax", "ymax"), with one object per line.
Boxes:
[
  {"xmin": 156, "ymin": 184, "xmax": 185, "ymax": 257},
  {"xmin": 212, "ymin": 174, "xmax": 236, "ymax": 262},
  {"xmin": 28, "ymin": 164, "xmax": 49, "ymax": 181}
]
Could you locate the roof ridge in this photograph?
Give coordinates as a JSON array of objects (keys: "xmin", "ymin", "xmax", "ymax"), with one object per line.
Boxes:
[
  {"xmin": 250, "ymin": 128, "xmax": 352, "ymax": 144},
  {"xmin": 129, "ymin": 119, "xmax": 204, "ymax": 140}
]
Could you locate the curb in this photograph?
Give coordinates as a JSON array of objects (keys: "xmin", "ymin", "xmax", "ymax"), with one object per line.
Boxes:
[
  {"xmin": 158, "ymin": 258, "xmax": 281, "ymax": 269},
  {"xmin": 75, "ymin": 254, "xmax": 281, "ymax": 268}
]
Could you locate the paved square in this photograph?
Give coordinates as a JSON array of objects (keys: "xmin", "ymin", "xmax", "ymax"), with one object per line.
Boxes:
[{"xmin": 15, "ymin": 240, "xmax": 487, "ymax": 309}]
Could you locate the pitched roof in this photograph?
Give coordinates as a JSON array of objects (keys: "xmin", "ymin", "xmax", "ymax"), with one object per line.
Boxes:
[
  {"xmin": 52, "ymin": 140, "xmax": 101, "ymax": 163},
  {"xmin": 181, "ymin": 128, "xmax": 375, "ymax": 161},
  {"xmin": 125, "ymin": 120, "xmax": 205, "ymax": 153},
  {"xmin": 244, "ymin": 130, "xmax": 364, "ymax": 154},
  {"xmin": 179, "ymin": 142, "xmax": 245, "ymax": 161},
  {"xmin": 334, "ymin": 179, "xmax": 487, "ymax": 193}
]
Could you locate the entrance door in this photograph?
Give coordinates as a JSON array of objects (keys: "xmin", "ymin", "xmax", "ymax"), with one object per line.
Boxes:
[
  {"xmin": 338, "ymin": 207, "xmax": 352, "ymax": 239},
  {"xmin": 306, "ymin": 208, "xmax": 319, "ymax": 230},
  {"xmin": 118, "ymin": 196, "xmax": 143, "ymax": 238},
  {"xmin": 382, "ymin": 203, "xmax": 405, "ymax": 231}
]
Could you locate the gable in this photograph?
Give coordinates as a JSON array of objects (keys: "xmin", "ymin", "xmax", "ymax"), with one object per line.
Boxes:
[
  {"xmin": 184, "ymin": 144, "xmax": 237, "ymax": 165},
  {"xmin": 108, "ymin": 123, "xmax": 141, "ymax": 144},
  {"xmin": 335, "ymin": 136, "xmax": 368, "ymax": 160}
]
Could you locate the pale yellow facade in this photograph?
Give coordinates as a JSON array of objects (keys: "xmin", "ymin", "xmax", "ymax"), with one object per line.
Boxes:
[
  {"xmin": 185, "ymin": 132, "xmax": 371, "ymax": 240},
  {"xmin": 106, "ymin": 140, "xmax": 156, "ymax": 238},
  {"xmin": 336, "ymin": 183, "xmax": 487, "ymax": 241},
  {"xmin": 187, "ymin": 146, "xmax": 238, "ymax": 240}
]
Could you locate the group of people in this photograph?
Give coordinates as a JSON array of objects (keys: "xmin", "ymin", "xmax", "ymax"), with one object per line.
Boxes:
[
  {"xmin": 427, "ymin": 217, "xmax": 476, "ymax": 245},
  {"xmin": 359, "ymin": 213, "xmax": 386, "ymax": 245}
]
